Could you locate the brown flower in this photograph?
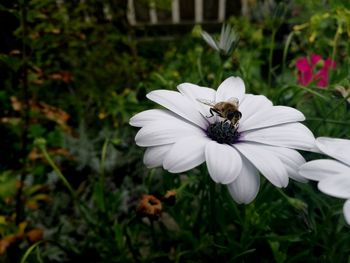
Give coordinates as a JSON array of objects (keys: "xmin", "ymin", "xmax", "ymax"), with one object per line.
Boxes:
[{"xmin": 136, "ymin": 195, "xmax": 162, "ymax": 220}]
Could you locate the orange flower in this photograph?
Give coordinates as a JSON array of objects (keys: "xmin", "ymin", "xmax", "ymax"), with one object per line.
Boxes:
[{"xmin": 136, "ymin": 195, "xmax": 162, "ymax": 219}]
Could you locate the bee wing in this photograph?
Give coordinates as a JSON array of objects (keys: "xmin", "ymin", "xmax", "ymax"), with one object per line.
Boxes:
[
  {"xmin": 227, "ymin": 97, "xmax": 239, "ymax": 106},
  {"xmin": 196, "ymin": 98, "xmax": 216, "ymax": 107}
]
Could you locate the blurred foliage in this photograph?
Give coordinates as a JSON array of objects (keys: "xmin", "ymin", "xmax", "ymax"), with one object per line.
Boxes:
[{"xmin": 0, "ymin": 0, "xmax": 350, "ymax": 262}]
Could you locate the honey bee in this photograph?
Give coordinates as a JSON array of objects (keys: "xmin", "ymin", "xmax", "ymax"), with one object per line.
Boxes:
[{"xmin": 197, "ymin": 97, "xmax": 242, "ymax": 128}]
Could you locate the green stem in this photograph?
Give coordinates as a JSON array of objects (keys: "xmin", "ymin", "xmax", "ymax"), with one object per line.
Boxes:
[
  {"xmin": 20, "ymin": 241, "xmax": 44, "ymax": 263},
  {"xmin": 196, "ymin": 51, "xmax": 204, "ymax": 84},
  {"xmin": 150, "ymin": 219, "xmax": 157, "ymax": 248},
  {"xmin": 124, "ymin": 219, "xmax": 141, "ymax": 262},
  {"xmin": 307, "ymin": 117, "xmax": 350, "ymax": 126},
  {"xmin": 20, "ymin": 240, "xmax": 71, "ymax": 263},
  {"xmin": 209, "ymin": 179, "xmax": 217, "ymax": 243},
  {"xmin": 314, "ymin": 93, "xmax": 350, "ymax": 131},
  {"xmin": 268, "ymin": 29, "xmax": 277, "ymax": 90},
  {"xmin": 35, "ymin": 139, "xmax": 76, "ymax": 199},
  {"xmin": 329, "ymin": 23, "xmax": 341, "ymax": 85},
  {"xmin": 214, "ymin": 54, "xmax": 225, "ymax": 88},
  {"xmin": 298, "ymin": 85, "xmax": 329, "ymax": 101},
  {"xmin": 98, "ymin": 138, "xmax": 109, "ymax": 212},
  {"xmin": 282, "ymin": 31, "xmax": 295, "ymax": 80}
]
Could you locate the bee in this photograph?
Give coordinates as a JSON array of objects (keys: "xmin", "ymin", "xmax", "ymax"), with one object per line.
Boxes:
[{"xmin": 196, "ymin": 97, "xmax": 242, "ymax": 128}]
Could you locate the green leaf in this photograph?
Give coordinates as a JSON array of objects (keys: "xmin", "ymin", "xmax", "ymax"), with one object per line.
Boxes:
[{"xmin": 0, "ymin": 171, "xmax": 17, "ymax": 199}]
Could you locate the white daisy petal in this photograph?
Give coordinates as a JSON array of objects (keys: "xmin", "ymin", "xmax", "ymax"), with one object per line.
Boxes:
[
  {"xmin": 299, "ymin": 159, "xmax": 350, "ymax": 181},
  {"xmin": 238, "ymin": 94, "xmax": 273, "ymax": 124},
  {"xmin": 143, "ymin": 144, "xmax": 173, "ymax": 168},
  {"xmin": 129, "ymin": 109, "xmax": 178, "ymax": 127},
  {"xmin": 318, "ymin": 173, "xmax": 350, "ymax": 199},
  {"xmin": 205, "ymin": 141, "xmax": 242, "ymax": 184},
  {"xmin": 233, "ymin": 142, "xmax": 289, "ymax": 187},
  {"xmin": 147, "ymin": 90, "xmax": 208, "ymax": 129},
  {"xmin": 135, "ymin": 121, "xmax": 205, "ymax": 147},
  {"xmin": 177, "ymin": 83, "xmax": 216, "ymax": 103},
  {"xmin": 218, "ymin": 24, "xmax": 226, "ymax": 50},
  {"xmin": 343, "ymin": 200, "xmax": 350, "ymax": 225},
  {"xmin": 316, "ymin": 137, "xmax": 350, "ymax": 165},
  {"xmin": 239, "ymin": 106, "xmax": 305, "ymax": 132},
  {"xmin": 216, "ymin": 76, "xmax": 245, "ymax": 102},
  {"xmin": 268, "ymin": 147, "xmax": 307, "ymax": 182},
  {"xmin": 201, "ymin": 31, "xmax": 219, "ymax": 51},
  {"xmin": 241, "ymin": 123, "xmax": 315, "ymax": 151},
  {"xmin": 227, "ymin": 156, "xmax": 260, "ymax": 204},
  {"xmin": 163, "ymin": 136, "xmax": 210, "ymax": 173},
  {"xmin": 177, "ymin": 83, "xmax": 216, "ymax": 117}
]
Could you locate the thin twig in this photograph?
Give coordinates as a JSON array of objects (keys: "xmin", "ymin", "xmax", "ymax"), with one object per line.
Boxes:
[{"xmin": 15, "ymin": 0, "xmax": 29, "ymax": 225}]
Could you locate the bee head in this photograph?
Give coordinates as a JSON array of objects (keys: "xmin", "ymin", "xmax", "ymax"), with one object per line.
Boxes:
[{"xmin": 227, "ymin": 111, "xmax": 242, "ymax": 121}]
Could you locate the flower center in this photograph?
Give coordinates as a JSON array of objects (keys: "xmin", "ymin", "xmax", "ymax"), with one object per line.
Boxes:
[{"xmin": 207, "ymin": 121, "xmax": 240, "ymax": 144}]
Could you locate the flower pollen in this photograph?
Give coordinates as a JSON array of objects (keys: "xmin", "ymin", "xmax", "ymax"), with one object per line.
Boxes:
[{"xmin": 207, "ymin": 121, "xmax": 240, "ymax": 144}]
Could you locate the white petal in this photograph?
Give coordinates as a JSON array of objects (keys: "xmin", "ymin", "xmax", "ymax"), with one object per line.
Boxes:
[
  {"xmin": 201, "ymin": 31, "xmax": 219, "ymax": 51},
  {"xmin": 241, "ymin": 123, "xmax": 315, "ymax": 151},
  {"xmin": 143, "ymin": 144, "xmax": 173, "ymax": 168},
  {"xmin": 215, "ymin": 76, "xmax": 245, "ymax": 102},
  {"xmin": 343, "ymin": 200, "xmax": 350, "ymax": 225},
  {"xmin": 299, "ymin": 159, "xmax": 350, "ymax": 181},
  {"xmin": 147, "ymin": 90, "xmax": 208, "ymax": 129},
  {"xmin": 205, "ymin": 141, "xmax": 242, "ymax": 184},
  {"xmin": 218, "ymin": 25, "xmax": 227, "ymax": 50},
  {"xmin": 233, "ymin": 142, "xmax": 289, "ymax": 187},
  {"xmin": 238, "ymin": 94, "xmax": 273, "ymax": 125},
  {"xmin": 177, "ymin": 83, "xmax": 216, "ymax": 117},
  {"xmin": 177, "ymin": 83, "xmax": 216, "ymax": 103},
  {"xmin": 130, "ymin": 109, "xmax": 178, "ymax": 127},
  {"xmin": 163, "ymin": 136, "xmax": 210, "ymax": 173},
  {"xmin": 318, "ymin": 173, "xmax": 350, "ymax": 199},
  {"xmin": 269, "ymin": 147, "xmax": 307, "ymax": 182},
  {"xmin": 239, "ymin": 106, "xmax": 305, "ymax": 132},
  {"xmin": 227, "ymin": 156, "xmax": 260, "ymax": 204},
  {"xmin": 316, "ymin": 137, "xmax": 350, "ymax": 165},
  {"xmin": 135, "ymin": 121, "xmax": 205, "ymax": 147}
]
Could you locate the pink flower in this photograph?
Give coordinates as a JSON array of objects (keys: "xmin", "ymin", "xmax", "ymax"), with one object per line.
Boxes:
[{"xmin": 296, "ymin": 54, "xmax": 336, "ymax": 87}]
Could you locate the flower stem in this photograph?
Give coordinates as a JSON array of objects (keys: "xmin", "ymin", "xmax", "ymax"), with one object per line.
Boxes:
[
  {"xmin": 20, "ymin": 240, "xmax": 71, "ymax": 263},
  {"xmin": 196, "ymin": 51, "xmax": 204, "ymax": 84},
  {"xmin": 329, "ymin": 23, "xmax": 341, "ymax": 84},
  {"xmin": 97, "ymin": 138, "xmax": 109, "ymax": 212},
  {"xmin": 268, "ymin": 29, "xmax": 277, "ymax": 90},
  {"xmin": 314, "ymin": 93, "xmax": 350, "ymax": 131},
  {"xmin": 150, "ymin": 218, "xmax": 157, "ymax": 248},
  {"xmin": 35, "ymin": 138, "xmax": 76, "ymax": 199},
  {"xmin": 282, "ymin": 31, "xmax": 295, "ymax": 80},
  {"xmin": 307, "ymin": 117, "xmax": 350, "ymax": 126},
  {"xmin": 209, "ymin": 179, "xmax": 217, "ymax": 243}
]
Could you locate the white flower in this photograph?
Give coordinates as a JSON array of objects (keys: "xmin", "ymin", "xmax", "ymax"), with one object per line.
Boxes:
[
  {"xmin": 299, "ymin": 137, "xmax": 350, "ymax": 224},
  {"xmin": 201, "ymin": 24, "xmax": 239, "ymax": 56},
  {"xmin": 130, "ymin": 76, "xmax": 315, "ymax": 204}
]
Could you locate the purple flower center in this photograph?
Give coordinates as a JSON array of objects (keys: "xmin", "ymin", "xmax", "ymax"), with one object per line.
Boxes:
[{"xmin": 207, "ymin": 121, "xmax": 240, "ymax": 144}]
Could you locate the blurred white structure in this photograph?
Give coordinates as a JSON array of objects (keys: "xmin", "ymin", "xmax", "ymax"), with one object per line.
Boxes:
[{"xmin": 127, "ymin": 0, "xmax": 274, "ymax": 26}]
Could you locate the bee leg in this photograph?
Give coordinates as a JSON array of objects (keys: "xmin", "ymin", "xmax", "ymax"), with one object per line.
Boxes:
[
  {"xmin": 206, "ymin": 108, "xmax": 221, "ymax": 118},
  {"xmin": 206, "ymin": 108, "xmax": 215, "ymax": 118},
  {"xmin": 232, "ymin": 120, "xmax": 239, "ymax": 131}
]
